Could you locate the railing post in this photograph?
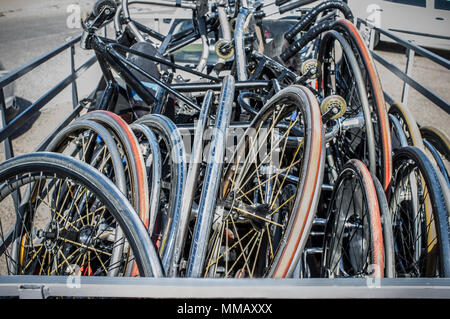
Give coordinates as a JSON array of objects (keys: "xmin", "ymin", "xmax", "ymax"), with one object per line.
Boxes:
[
  {"xmin": 0, "ymin": 88, "xmax": 21, "ymax": 209},
  {"xmin": 401, "ymin": 47, "xmax": 415, "ymax": 105},
  {"xmin": 70, "ymin": 42, "xmax": 79, "ymax": 109}
]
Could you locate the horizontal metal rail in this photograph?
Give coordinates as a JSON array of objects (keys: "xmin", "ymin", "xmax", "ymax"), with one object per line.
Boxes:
[
  {"xmin": 372, "ymin": 51, "xmax": 449, "ymax": 113},
  {"xmin": 357, "ymin": 18, "xmax": 450, "ymax": 70},
  {"xmin": 357, "ymin": 18, "xmax": 450, "ymax": 113},
  {"xmin": 388, "ymin": 28, "xmax": 450, "ymax": 42},
  {"xmin": 1, "ymin": 276, "xmax": 449, "ymax": 299},
  {"xmin": 0, "ymin": 35, "xmax": 82, "ymax": 89},
  {"xmin": 0, "ymin": 56, "xmax": 97, "ymax": 143}
]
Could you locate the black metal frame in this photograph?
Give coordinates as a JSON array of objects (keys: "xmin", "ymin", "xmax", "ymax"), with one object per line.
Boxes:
[{"xmin": 0, "ymin": 36, "xmax": 96, "ymax": 147}]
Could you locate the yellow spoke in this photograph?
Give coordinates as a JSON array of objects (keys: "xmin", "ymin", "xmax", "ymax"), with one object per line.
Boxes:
[
  {"xmin": 49, "ymin": 246, "xmax": 82, "ymax": 275},
  {"xmin": 93, "ymin": 249, "xmax": 109, "ymax": 275},
  {"xmin": 38, "ymin": 199, "xmax": 80, "ymax": 232},
  {"xmin": 225, "ymin": 219, "xmax": 229, "ymax": 276},
  {"xmin": 205, "ymin": 225, "xmax": 255, "ymax": 271},
  {"xmin": 80, "ymin": 134, "xmax": 95, "ymax": 162},
  {"xmin": 225, "ymin": 224, "xmax": 258, "ymax": 277},
  {"xmin": 38, "ymin": 249, "xmax": 48, "ymax": 275},
  {"xmin": 236, "ymin": 118, "xmax": 300, "ymax": 196},
  {"xmin": 236, "ymin": 159, "xmax": 301, "ymax": 201},
  {"xmin": 255, "ymin": 157, "xmax": 265, "ymax": 204},
  {"xmin": 66, "ymin": 181, "xmax": 89, "ymax": 227},
  {"xmin": 97, "ymin": 147, "xmax": 110, "ymax": 173},
  {"xmin": 47, "ymin": 249, "xmax": 52, "ymax": 275},
  {"xmin": 250, "ymin": 230, "xmax": 265, "ymax": 277},
  {"xmin": 235, "ymin": 106, "xmax": 289, "ymax": 188},
  {"xmin": 265, "ymin": 224, "xmax": 274, "ymax": 260},
  {"xmin": 205, "ymin": 220, "xmax": 226, "ymax": 277},
  {"xmin": 233, "ymin": 207, "xmax": 284, "ymax": 228},
  {"xmin": 61, "ymin": 238, "xmax": 112, "ymax": 257},
  {"xmin": 22, "ymin": 244, "xmax": 44, "ymax": 272},
  {"xmin": 269, "ymin": 193, "xmax": 296, "ymax": 217},
  {"xmin": 270, "ymin": 139, "xmax": 303, "ymax": 209},
  {"xmin": 228, "ymin": 177, "xmax": 255, "ymax": 205},
  {"xmin": 234, "ymin": 121, "xmax": 265, "ymax": 187},
  {"xmin": 55, "ymin": 247, "xmax": 75, "ymax": 273}
]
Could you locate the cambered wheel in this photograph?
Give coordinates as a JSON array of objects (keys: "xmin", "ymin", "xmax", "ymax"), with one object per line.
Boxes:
[
  {"xmin": 321, "ymin": 159, "xmax": 384, "ymax": 278},
  {"xmin": 390, "ymin": 146, "xmax": 450, "ymax": 277},
  {"xmin": 202, "ymin": 85, "xmax": 324, "ymax": 278},
  {"xmin": 0, "ymin": 152, "xmax": 163, "ymax": 277}
]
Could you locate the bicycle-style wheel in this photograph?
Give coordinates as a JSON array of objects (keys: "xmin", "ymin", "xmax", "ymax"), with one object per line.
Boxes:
[
  {"xmin": 420, "ymin": 126, "xmax": 450, "ymax": 187},
  {"xmin": 79, "ymin": 111, "xmax": 149, "ymax": 227},
  {"xmin": 332, "ymin": 19, "xmax": 392, "ymax": 191},
  {"xmin": 388, "ymin": 102, "xmax": 424, "ymax": 150},
  {"xmin": 135, "ymin": 113, "xmax": 187, "ymax": 272},
  {"xmin": 318, "ymin": 30, "xmax": 377, "ymax": 182},
  {"xmin": 321, "ymin": 159, "xmax": 384, "ymax": 278},
  {"xmin": 390, "ymin": 146, "xmax": 450, "ymax": 277},
  {"xmin": 202, "ymin": 85, "xmax": 324, "ymax": 278},
  {"xmin": 0, "ymin": 152, "xmax": 163, "ymax": 277},
  {"xmin": 45, "ymin": 119, "xmax": 129, "ymax": 277}
]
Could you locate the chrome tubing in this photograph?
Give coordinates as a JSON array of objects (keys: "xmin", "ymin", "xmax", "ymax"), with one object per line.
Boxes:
[
  {"xmin": 196, "ymin": 34, "xmax": 209, "ymax": 73},
  {"xmin": 186, "ymin": 75, "xmax": 235, "ymax": 278},
  {"xmin": 116, "ymin": 0, "xmax": 198, "ymax": 38},
  {"xmin": 234, "ymin": 7, "xmax": 250, "ymax": 82},
  {"xmin": 170, "ymin": 90, "xmax": 214, "ymax": 277},
  {"xmin": 215, "ymin": 2, "xmax": 232, "ymax": 69},
  {"xmin": 122, "ymin": 0, "xmax": 146, "ymax": 42}
]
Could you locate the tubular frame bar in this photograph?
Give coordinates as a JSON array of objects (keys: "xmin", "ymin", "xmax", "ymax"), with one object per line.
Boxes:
[
  {"xmin": 371, "ymin": 51, "xmax": 449, "ymax": 114},
  {"xmin": 1, "ymin": 276, "xmax": 449, "ymax": 299},
  {"xmin": 0, "ymin": 36, "xmax": 82, "ymax": 89},
  {"xmin": 357, "ymin": 18, "xmax": 450, "ymax": 70},
  {"xmin": 356, "ymin": 18, "xmax": 450, "ymax": 115}
]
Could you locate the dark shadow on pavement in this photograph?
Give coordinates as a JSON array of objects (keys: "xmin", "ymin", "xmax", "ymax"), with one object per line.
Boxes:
[{"xmin": 8, "ymin": 97, "xmax": 41, "ymax": 140}]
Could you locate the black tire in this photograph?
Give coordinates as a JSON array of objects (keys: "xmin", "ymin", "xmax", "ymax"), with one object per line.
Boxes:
[
  {"xmin": 0, "ymin": 152, "xmax": 163, "ymax": 277},
  {"xmin": 135, "ymin": 113, "xmax": 187, "ymax": 272},
  {"xmin": 371, "ymin": 173, "xmax": 395, "ymax": 277},
  {"xmin": 390, "ymin": 146, "xmax": 450, "ymax": 277},
  {"xmin": 420, "ymin": 126, "xmax": 450, "ymax": 162},
  {"xmin": 318, "ymin": 30, "xmax": 377, "ymax": 181},
  {"xmin": 321, "ymin": 159, "xmax": 384, "ymax": 278}
]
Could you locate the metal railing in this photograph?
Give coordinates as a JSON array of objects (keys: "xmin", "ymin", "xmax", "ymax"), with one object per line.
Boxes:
[
  {"xmin": 356, "ymin": 18, "xmax": 450, "ymax": 113},
  {"xmin": 0, "ymin": 33, "xmax": 99, "ymax": 216},
  {"xmin": 0, "ymin": 36, "xmax": 98, "ymax": 153}
]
